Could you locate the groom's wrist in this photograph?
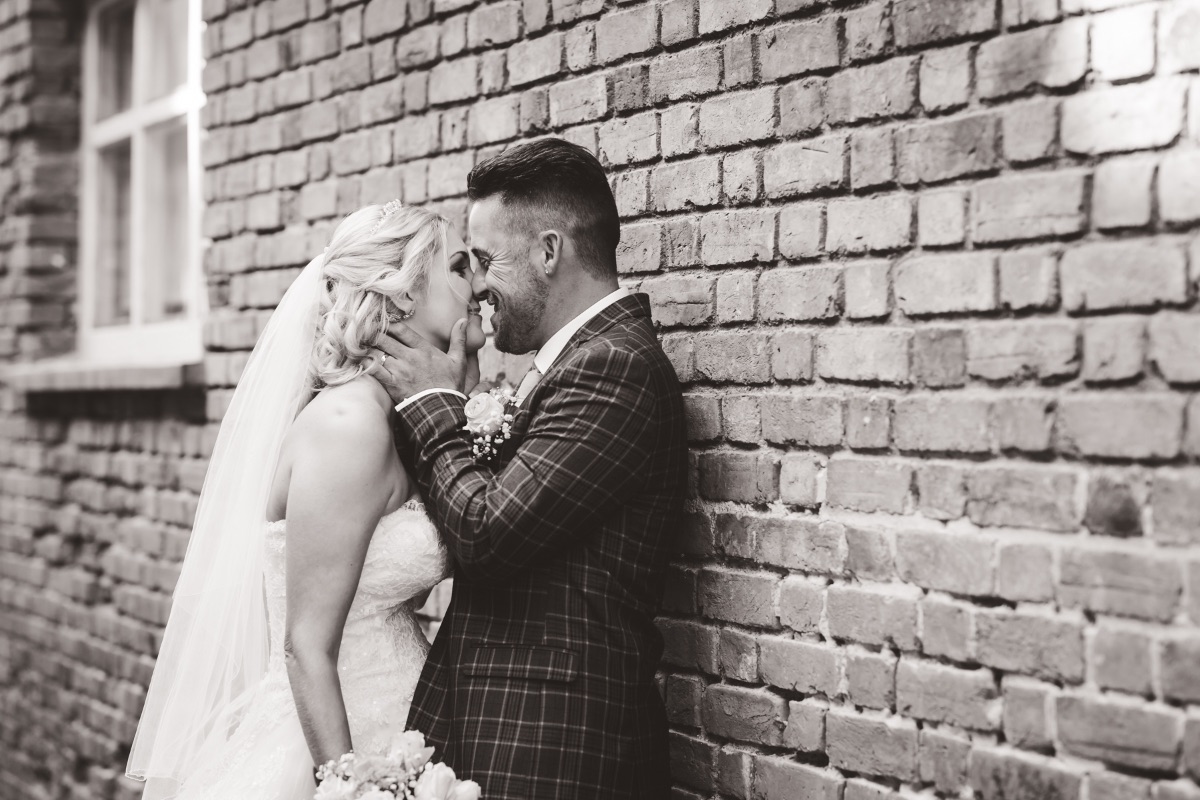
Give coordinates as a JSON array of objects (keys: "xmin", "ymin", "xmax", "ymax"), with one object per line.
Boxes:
[{"xmin": 394, "ymin": 387, "xmax": 468, "ymax": 413}]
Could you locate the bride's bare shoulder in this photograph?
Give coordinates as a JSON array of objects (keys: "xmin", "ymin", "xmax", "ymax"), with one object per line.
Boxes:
[{"xmin": 288, "ymin": 378, "xmax": 393, "ymax": 455}]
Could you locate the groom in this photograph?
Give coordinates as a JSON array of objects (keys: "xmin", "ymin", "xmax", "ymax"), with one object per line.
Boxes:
[{"xmin": 372, "ymin": 138, "xmax": 687, "ymax": 799}]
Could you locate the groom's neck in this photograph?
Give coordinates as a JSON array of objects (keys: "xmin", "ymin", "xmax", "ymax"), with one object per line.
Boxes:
[{"xmin": 537, "ymin": 274, "xmax": 620, "ymax": 347}]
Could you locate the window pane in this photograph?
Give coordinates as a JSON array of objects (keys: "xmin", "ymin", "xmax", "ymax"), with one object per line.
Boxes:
[
  {"xmin": 96, "ymin": 1, "xmax": 134, "ymax": 119},
  {"xmin": 141, "ymin": 0, "xmax": 190, "ymax": 102},
  {"xmin": 96, "ymin": 139, "xmax": 132, "ymax": 327},
  {"xmin": 142, "ymin": 118, "xmax": 189, "ymax": 322}
]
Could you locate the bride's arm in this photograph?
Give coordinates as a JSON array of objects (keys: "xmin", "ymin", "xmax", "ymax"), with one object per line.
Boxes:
[{"xmin": 282, "ymin": 405, "xmax": 396, "ymax": 767}]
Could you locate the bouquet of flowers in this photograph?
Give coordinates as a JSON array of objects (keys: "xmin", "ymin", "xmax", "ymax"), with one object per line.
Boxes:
[{"xmin": 314, "ymin": 731, "xmax": 481, "ymax": 800}]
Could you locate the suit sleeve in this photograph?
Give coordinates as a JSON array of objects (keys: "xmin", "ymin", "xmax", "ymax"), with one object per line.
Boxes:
[{"xmin": 394, "ymin": 346, "xmax": 656, "ymax": 580}]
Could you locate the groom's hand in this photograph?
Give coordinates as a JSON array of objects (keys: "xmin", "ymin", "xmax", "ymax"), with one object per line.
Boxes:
[{"xmin": 371, "ymin": 319, "xmax": 469, "ymax": 406}]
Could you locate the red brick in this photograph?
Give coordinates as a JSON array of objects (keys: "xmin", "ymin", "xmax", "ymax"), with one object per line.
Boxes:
[
  {"xmin": 699, "ymin": 566, "xmax": 778, "ymax": 627},
  {"xmin": 850, "ymin": 127, "xmax": 895, "ymax": 190},
  {"xmin": 894, "ymin": 0, "xmax": 996, "ymax": 47},
  {"xmin": 779, "ymin": 203, "xmax": 824, "ymax": 260},
  {"xmin": 1153, "ymin": 469, "xmax": 1200, "ymax": 545},
  {"xmin": 761, "ymin": 19, "xmax": 839, "ymax": 81},
  {"xmin": 598, "ymin": 110, "xmax": 658, "ymax": 166},
  {"xmin": 845, "ymin": 3, "xmax": 890, "ymax": 62},
  {"xmin": 698, "ymin": 0, "xmax": 771, "ymax": 33},
  {"xmin": 827, "ymin": 58, "xmax": 917, "ymax": 124},
  {"xmin": 1002, "ymin": 677, "xmax": 1055, "ymax": 750},
  {"xmin": 896, "ymin": 527, "xmax": 995, "ymax": 594},
  {"xmin": 976, "ymin": 20, "xmax": 1087, "ymax": 99},
  {"xmin": 652, "ymin": 157, "xmax": 721, "ymax": 211},
  {"xmin": 703, "ymin": 684, "xmax": 785, "ymax": 746},
  {"xmin": 897, "ymin": 114, "xmax": 1000, "ymax": 184},
  {"xmin": 761, "ymin": 394, "xmax": 844, "ymax": 448},
  {"xmin": 661, "ymin": 0, "xmax": 697, "ymax": 46},
  {"xmin": 764, "ymin": 135, "xmax": 846, "ymax": 199},
  {"xmin": 844, "ymin": 260, "xmax": 891, "ymax": 319},
  {"xmin": 845, "ymin": 647, "xmax": 896, "ymax": 709},
  {"xmin": 549, "ymin": 74, "xmax": 606, "ymax": 126},
  {"xmin": 897, "ymin": 659, "xmax": 998, "ymax": 731},
  {"xmin": 716, "ymin": 272, "xmax": 755, "ymax": 323},
  {"xmin": 595, "ymin": 3, "xmax": 656, "ymax": 63},
  {"xmin": 817, "ymin": 328, "xmax": 911, "ymax": 385},
  {"xmin": 1057, "ymin": 693, "xmax": 1182, "ymax": 771},
  {"xmin": 1057, "ymin": 394, "xmax": 1184, "ymax": 460},
  {"xmin": 780, "ymin": 77, "xmax": 826, "ymax": 136},
  {"xmin": 699, "ymin": 450, "xmax": 779, "ymax": 501},
  {"xmin": 827, "ymin": 195, "xmax": 913, "ymax": 254},
  {"xmin": 920, "ymin": 596, "xmax": 973, "ymax": 660},
  {"xmin": 894, "ymin": 395, "xmax": 991, "ymax": 454},
  {"xmin": 1160, "ymin": 150, "xmax": 1200, "ymax": 224},
  {"xmin": 1001, "ymin": 97, "xmax": 1059, "ymax": 164},
  {"xmin": 966, "ymin": 464, "xmax": 1081, "ymax": 532},
  {"xmin": 846, "ymin": 395, "xmax": 892, "ymax": 450},
  {"xmin": 760, "ymin": 637, "xmax": 840, "ymax": 696},
  {"xmin": 972, "ymin": 170, "xmax": 1086, "ymax": 244},
  {"xmin": 826, "ymin": 456, "xmax": 913, "ymax": 515},
  {"xmin": 1062, "ymin": 241, "xmax": 1188, "ymax": 312},
  {"xmin": 650, "ymin": 46, "xmax": 721, "ymax": 102},
  {"xmin": 783, "ymin": 699, "xmax": 827, "ymax": 752},
  {"xmin": 912, "ymin": 328, "xmax": 966, "ymax": 388},
  {"xmin": 1060, "ymin": 545, "xmax": 1181, "ymax": 622},
  {"xmin": 642, "ymin": 274, "xmax": 713, "ymax": 326},
  {"xmin": 1063, "ymin": 80, "xmax": 1186, "ymax": 155},
  {"xmin": 1090, "ymin": 621, "xmax": 1154, "ymax": 696},
  {"xmin": 754, "ymin": 758, "xmax": 843, "ymax": 800},
  {"xmin": 965, "ymin": 321, "xmax": 1079, "ymax": 382},
  {"xmin": 1162, "ymin": 0, "xmax": 1200, "ymax": 72},
  {"xmin": 970, "ymin": 748, "xmax": 1082, "ymax": 800},
  {"xmin": 508, "ymin": 33, "xmax": 563, "ymax": 86},
  {"xmin": 919, "ymin": 729, "xmax": 971, "ymax": 795},
  {"xmin": 919, "ymin": 44, "xmax": 971, "ymax": 111},
  {"xmin": 700, "ymin": 210, "xmax": 775, "ymax": 265},
  {"xmin": 1094, "ymin": 156, "xmax": 1155, "ymax": 230},
  {"xmin": 759, "ymin": 266, "xmax": 841, "ymax": 322},
  {"xmin": 827, "ymin": 710, "xmax": 918, "ymax": 781},
  {"xmin": 828, "ymin": 582, "xmax": 920, "ymax": 650},
  {"xmin": 895, "ymin": 253, "xmax": 995, "ymax": 316},
  {"xmin": 699, "ymin": 88, "xmax": 776, "ymax": 148}
]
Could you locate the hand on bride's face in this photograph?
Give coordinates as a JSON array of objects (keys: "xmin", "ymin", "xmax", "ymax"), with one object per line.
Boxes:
[{"xmin": 401, "ymin": 226, "xmax": 486, "ymax": 356}]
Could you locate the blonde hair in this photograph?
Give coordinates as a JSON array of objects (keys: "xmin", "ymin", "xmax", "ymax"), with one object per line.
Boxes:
[{"xmin": 309, "ymin": 203, "xmax": 450, "ymax": 390}]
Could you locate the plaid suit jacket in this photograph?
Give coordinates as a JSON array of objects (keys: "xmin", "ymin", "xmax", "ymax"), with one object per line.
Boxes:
[{"xmin": 395, "ymin": 293, "xmax": 687, "ymax": 799}]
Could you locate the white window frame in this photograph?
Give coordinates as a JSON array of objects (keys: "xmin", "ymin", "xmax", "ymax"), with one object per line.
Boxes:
[{"xmin": 78, "ymin": 0, "xmax": 206, "ymax": 364}]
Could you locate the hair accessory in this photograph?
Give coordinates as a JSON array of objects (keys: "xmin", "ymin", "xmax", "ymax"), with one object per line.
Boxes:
[{"xmin": 369, "ymin": 199, "xmax": 403, "ymax": 236}]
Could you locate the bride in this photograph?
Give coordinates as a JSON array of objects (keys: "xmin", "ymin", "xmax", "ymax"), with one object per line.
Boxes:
[{"xmin": 125, "ymin": 202, "xmax": 486, "ymax": 800}]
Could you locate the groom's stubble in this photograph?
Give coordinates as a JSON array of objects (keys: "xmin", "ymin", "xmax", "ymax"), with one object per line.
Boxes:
[{"xmin": 491, "ymin": 256, "xmax": 549, "ymax": 355}]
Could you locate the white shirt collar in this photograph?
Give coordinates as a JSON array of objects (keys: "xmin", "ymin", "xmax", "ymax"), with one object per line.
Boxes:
[{"xmin": 533, "ymin": 287, "xmax": 631, "ymax": 374}]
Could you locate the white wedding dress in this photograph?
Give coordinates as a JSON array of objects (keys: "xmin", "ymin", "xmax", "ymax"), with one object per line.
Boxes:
[{"xmin": 174, "ymin": 500, "xmax": 450, "ymax": 800}]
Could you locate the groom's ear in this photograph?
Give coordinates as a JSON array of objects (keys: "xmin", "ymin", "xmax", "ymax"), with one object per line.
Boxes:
[{"xmin": 538, "ymin": 230, "xmax": 563, "ymax": 278}]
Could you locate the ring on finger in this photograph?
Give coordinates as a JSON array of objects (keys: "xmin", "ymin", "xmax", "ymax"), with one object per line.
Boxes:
[{"xmin": 379, "ymin": 353, "xmax": 389, "ymax": 365}]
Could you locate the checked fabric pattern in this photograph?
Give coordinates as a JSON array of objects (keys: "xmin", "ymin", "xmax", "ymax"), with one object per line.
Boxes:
[{"xmin": 394, "ymin": 293, "xmax": 688, "ymax": 800}]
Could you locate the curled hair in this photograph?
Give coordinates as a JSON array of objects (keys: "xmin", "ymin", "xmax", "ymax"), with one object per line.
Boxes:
[{"xmin": 309, "ymin": 203, "xmax": 449, "ymax": 390}]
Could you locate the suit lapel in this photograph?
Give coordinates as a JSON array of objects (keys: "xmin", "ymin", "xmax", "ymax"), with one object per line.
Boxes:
[{"xmin": 493, "ymin": 293, "xmax": 652, "ymax": 468}]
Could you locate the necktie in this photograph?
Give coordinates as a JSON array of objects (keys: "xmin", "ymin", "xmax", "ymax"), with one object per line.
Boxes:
[{"xmin": 515, "ymin": 364, "xmax": 542, "ymax": 406}]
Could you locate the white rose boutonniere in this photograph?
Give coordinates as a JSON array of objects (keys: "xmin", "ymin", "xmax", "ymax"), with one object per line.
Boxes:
[{"xmin": 463, "ymin": 387, "xmax": 516, "ymax": 463}]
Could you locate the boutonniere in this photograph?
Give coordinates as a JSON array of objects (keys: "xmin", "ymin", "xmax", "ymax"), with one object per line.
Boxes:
[{"xmin": 463, "ymin": 386, "xmax": 517, "ymax": 463}]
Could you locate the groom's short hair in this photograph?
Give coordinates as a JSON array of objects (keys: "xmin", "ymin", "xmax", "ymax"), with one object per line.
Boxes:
[{"xmin": 468, "ymin": 138, "xmax": 620, "ymax": 278}]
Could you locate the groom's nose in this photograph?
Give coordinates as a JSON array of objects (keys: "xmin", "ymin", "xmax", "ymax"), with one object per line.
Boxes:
[{"xmin": 470, "ymin": 266, "xmax": 488, "ymax": 299}]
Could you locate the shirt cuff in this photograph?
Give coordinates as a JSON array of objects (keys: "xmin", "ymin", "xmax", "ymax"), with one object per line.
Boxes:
[{"xmin": 394, "ymin": 388, "xmax": 468, "ymax": 412}]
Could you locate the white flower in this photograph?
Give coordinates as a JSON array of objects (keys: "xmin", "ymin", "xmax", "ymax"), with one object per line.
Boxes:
[
  {"xmin": 357, "ymin": 789, "xmax": 395, "ymax": 800},
  {"xmin": 463, "ymin": 392, "xmax": 506, "ymax": 435},
  {"xmin": 413, "ymin": 763, "xmax": 457, "ymax": 800},
  {"xmin": 447, "ymin": 780, "xmax": 481, "ymax": 800},
  {"xmin": 314, "ymin": 777, "xmax": 359, "ymax": 800}
]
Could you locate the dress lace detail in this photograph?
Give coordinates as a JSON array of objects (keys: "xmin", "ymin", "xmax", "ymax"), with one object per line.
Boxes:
[{"xmin": 176, "ymin": 502, "xmax": 449, "ymax": 800}]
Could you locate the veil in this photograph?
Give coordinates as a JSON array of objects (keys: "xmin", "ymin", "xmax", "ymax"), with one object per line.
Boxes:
[{"xmin": 126, "ymin": 253, "xmax": 325, "ymax": 800}]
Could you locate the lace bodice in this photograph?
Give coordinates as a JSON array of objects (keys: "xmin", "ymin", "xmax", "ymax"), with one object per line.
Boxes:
[
  {"xmin": 175, "ymin": 501, "xmax": 449, "ymax": 800},
  {"xmin": 262, "ymin": 500, "xmax": 450, "ymax": 752}
]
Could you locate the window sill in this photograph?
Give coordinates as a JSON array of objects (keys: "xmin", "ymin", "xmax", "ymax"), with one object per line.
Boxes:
[{"xmin": 0, "ymin": 355, "xmax": 205, "ymax": 392}]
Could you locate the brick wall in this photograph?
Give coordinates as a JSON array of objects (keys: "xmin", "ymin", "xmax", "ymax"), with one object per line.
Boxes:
[{"xmin": 3, "ymin": 0, "xmax": 1200, "ymax": 798}]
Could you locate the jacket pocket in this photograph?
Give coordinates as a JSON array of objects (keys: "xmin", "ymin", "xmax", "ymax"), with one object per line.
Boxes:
[{"xmin": 461, "ymin": 644, "xmax": 578, "ymax": 683}]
